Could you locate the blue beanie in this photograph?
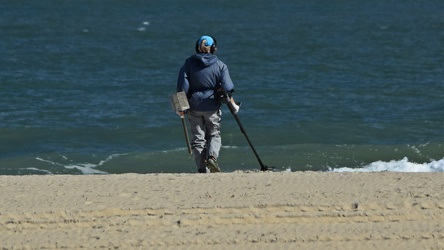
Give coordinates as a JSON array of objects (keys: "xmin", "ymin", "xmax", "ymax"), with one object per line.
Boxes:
[{"xmin": 198, "ymin": 36, "xmax": 214, "ymax": 46}]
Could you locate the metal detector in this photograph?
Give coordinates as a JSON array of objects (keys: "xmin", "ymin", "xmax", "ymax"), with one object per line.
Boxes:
[{"xmin": 216, "ymin": 89, "xmax": 274, "ymax": 171}]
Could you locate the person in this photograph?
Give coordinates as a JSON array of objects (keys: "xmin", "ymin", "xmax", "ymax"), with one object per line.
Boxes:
[{"xmin": 176, "ymin": 35, "xmax": 240, "ymax": 173}]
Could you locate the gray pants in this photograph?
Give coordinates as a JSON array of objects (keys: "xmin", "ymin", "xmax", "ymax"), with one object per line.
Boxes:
[{"xmin": 187, "ymin": 109, "xmax": 222, "ymax": 170}]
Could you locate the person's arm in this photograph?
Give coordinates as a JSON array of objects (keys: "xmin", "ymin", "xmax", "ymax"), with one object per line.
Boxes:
[
  {"xmin": 177, "ymin": 63, "xmax": 190, "ymax": 93},
  {"xmin": 217, "ymin": 61, "xmax": 241, "ymax": 113},
  {"xmin": 176, "ymin": 62, "xmax": 190, "ymax": 116},
  {"xmin": 217, "ymin": 61, "xmax": 234, "ymax": 93}
]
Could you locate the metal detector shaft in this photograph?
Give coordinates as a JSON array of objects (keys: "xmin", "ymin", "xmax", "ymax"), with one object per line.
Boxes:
[
  {"xmin": 226, "ymin": 101, "xmax": 271, "ymax": 171},
  {"xmin": 181, "ymin": 115, "xmax": 192, "ymax": 154}
]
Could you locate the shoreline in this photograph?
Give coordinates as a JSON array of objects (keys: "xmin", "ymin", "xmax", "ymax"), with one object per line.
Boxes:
[{"xmin": 1, "ymin": 172, "xmax": 444, "ymax": 249}]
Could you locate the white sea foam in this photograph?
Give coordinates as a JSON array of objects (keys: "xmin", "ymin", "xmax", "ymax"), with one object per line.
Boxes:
[
  {"xmin": 25, "ymin": 167, "xmax": 52, "ymax": 174},
  {"xmin": 36, "ymin": 155, "xmax": 117, "ymax": 175},
  {"xmin": 330, "ymin": 157, "xmax": 444, "ymax": 173},
  {"xmin": 161, "ymin": 147, "xmax": 188, "ymax": 153},
  {"xmin": 98, "ymin": 154, "xmax": 123, "ymax": 166},
  {"xmin": 137, "ymin": 21, "xmax": 150, "ymax": 31},
  {"xmin": 64, "ymin": 163, "xmax": 108, "ymax": 175}
]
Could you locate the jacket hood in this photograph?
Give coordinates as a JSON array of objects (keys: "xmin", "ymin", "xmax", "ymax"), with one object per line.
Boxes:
[{"xmin": 191, "ymin": 53, "xmax": 218, "ymax": 67}]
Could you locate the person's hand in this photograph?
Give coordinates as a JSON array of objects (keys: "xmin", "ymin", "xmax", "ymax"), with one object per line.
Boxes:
[
  {"xmin": 176, "ymin": 111, "xmax": 185, "ymax": 117},
  {"xmin": 230, "ymin": 98, "xmax": 241, "ymax": 114}
]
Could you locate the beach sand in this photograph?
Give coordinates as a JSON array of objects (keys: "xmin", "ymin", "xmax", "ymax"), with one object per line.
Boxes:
[{"xmin": 1, "ymin": 171, "xmax": 444, "ymax": 249}]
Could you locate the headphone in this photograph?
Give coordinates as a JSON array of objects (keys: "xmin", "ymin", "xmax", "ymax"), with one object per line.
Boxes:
[{"xmin": 195, "ymin": 36, "xmax": 217, "ymax": 54}]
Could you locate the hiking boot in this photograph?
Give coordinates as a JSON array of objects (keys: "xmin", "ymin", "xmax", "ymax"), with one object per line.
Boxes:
[{"xmin": 206, "ymin": 157, "xmax": 221, "ymax": 173}]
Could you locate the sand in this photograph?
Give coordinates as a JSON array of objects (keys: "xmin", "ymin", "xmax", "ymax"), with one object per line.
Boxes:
[{"xmin": 1, "ymin": 171, "xmax": 444, "ymax": 249}]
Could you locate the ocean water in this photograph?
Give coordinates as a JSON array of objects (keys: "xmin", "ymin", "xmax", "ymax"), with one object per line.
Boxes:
[{"xmin": 1, "ymin": 0, "xmax": 443, "ymax": 175}]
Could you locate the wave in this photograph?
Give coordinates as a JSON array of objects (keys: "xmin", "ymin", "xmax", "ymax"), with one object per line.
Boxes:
[
  {"xmin": 330, "ymin": 157, "xmax": 444, "ymax": 173},
  {"xmin": 2, "ymin": 144, "xmax": 442, "ymax": 175}
]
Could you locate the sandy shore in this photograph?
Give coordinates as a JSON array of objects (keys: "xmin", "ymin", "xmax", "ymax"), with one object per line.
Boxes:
[{"xmin": 1, "ymin": 171, "xmax": 444, "ymax": 249}]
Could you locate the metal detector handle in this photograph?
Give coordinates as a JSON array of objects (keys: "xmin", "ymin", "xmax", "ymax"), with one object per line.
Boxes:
[{"xmin": 180, "ymin": 115, "xmax": 192, "ymax": 154}]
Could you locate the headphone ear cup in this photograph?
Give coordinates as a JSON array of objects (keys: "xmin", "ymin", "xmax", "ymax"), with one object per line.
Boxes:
[
  {"xmin": 195, "ymin": 38, "xmax": 200, "ymax": 53},
  {"xmin": 210, "ymin": 36, "xmax": 217, "ymax": 54},
  {"xmin": 210, "ymin": 45, "xmax": 217, "ymax": 54}
]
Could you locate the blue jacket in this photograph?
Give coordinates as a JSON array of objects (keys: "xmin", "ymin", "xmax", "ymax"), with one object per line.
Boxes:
[{"xmin": 177, "ymin": 53, "xmax": 234, "ymax": 111}]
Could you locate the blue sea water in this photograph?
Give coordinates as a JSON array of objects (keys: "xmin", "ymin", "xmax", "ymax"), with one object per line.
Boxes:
[{"xmin": 1, "ymin": 0, "xmax": 443, "ymax": 175}]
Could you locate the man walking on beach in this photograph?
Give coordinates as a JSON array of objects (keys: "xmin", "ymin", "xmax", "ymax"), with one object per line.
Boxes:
[{"xmin": 176, "ymin": 35, "xmax": 239, "ymax": 173}]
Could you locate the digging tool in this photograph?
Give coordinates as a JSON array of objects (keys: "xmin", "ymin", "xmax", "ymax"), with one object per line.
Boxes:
[{"xmin": 170, "ymin": 91, "xmax": 192, "ymax": 154}]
